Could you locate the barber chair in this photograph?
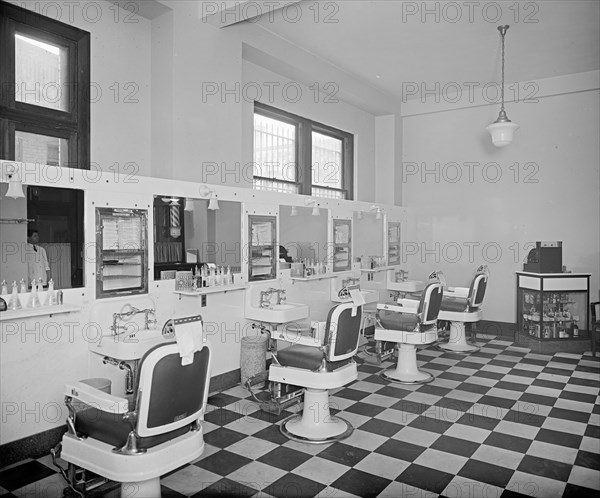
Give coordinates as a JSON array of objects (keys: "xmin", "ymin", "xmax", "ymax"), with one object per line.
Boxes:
[
  {"xmin": 437, "ymin": 269, "xmax": 488, "ymax": 353},
  {"xmin": 374, "ymin": 282, "xmax": 443, "ymax": 384},
  {"xmin": 52, "ymin": 318, "xmax": 211, "ymax": 497},
  {"xmin": 268, "ymin": 302, "xmax": 363, "ymax": 443}
]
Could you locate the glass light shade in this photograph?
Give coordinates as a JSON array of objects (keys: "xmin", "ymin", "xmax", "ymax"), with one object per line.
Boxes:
[
  {"xmin": 184, "ymin": 198, "xmax": 194, "ymax": 212},
  {"xmin": 290, "ymin": 206, "xmax": 298, "ymax": 216},
  {"xmin": 311, "ymin": 206, "xmax": 320, "ymax": 216},
  {"xmin": 6, "ymin": 176, "xmax": 25, "ymax": 198},
  {"xmin": 486, "ymin": 121, "xmax": 520, "ymax": 147},
  {"xmin": 208, "ymin": 196, "xmax": 219, "ymax": 210},
  {"xmin": 376, "ymin": 209, "xmax": 382, "ymax": 220},
  {"xmin": 357, "ymin": 211, "xmax": 363, "ymax": 220}
]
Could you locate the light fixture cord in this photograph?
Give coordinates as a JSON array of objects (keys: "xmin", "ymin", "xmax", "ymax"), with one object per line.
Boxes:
[{"xmin": 500, "ymin": 27, "xmax": 506, "ymax": 112}]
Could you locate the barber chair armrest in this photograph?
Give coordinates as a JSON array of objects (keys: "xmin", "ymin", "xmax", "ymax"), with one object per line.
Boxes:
[
  {"xmin": 64, "ymin": 381, "xmax": 129, "ymax": 414},
  {"xmin": 378, "ymin": 302, "xmax": 419, "ymax": 315},
  {"xmin": 444, "ymin": 286, "xmax": 468, "ymax": 299}
]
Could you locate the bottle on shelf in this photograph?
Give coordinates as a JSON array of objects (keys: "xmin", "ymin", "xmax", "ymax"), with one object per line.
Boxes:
[
  {"xmin": 27, "ymin": 280, "xmax": 41, "ymax": 308},
  {"xmin": 19, "ymin": 279, "xmax": 27, "ymax": 293},
  {"xmin": 44, "ymin": 278, "xmax": 57, "ymax": 306},
  {"xmin": 1, "ymin": 280, "xmax": 7, "ymax": 295},
  {"xmin": 8, "ymin": 282, "xmax": 22, "ymax": 310}
]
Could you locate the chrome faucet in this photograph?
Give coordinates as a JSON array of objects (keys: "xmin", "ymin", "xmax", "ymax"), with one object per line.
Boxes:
[
  {"xmin": 110, "ymin": 306, "xmax": 157, "ymax": 335},
  {"xmin": 259, "ymin": 290, "xmax": 274, "ymax": 308}
]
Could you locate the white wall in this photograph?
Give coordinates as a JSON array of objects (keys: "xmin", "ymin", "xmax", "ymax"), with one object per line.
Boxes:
[
  {"xmin": 402, "ymin": 74, "xmax": 600, "ymax": 322},
  {"xmin": 10, "ymin": 0, "xmax": 152, "ymax": 176}
]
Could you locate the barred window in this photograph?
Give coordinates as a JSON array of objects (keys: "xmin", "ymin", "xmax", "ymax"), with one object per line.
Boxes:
[{"xmin": 253, "ymin": 102, "xmax": 353, "ymax": 199}]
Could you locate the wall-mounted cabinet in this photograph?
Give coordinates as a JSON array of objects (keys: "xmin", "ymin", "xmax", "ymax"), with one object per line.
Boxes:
[
  {"xmin": 332, "ymin": 219, "xmax": 352, "ymax": 272},
  {"xmin": 248, "ymin": 215, "xmax": 276, "ymax": 281},
  {"xmin": 387, "ymin": 221, "xmax": 401, "ymax": 266},
  {"xmin": 96, "ymin": 207, "xmax": 148, "ymax": 298}
]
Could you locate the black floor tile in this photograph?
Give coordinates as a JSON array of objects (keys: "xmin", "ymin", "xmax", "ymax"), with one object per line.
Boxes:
[
  {"xmin": 257, "ymin": 446, "xmax": 312, "ymax": 472},
  {"xmin": 478, "ymin": 394, "xmax": 517, "ymax": 410},
  {"xmin": 191, "ymin": 477, "xmax": 257, "ymax": 497},
  {"xmin": 397, "ymin": 463, "xmax": 454, "ymax": 494},
  {"xmin": 207, "ymin": 392, "xmax": 242, "ymax": 407},
  {"xmin": 458, "ymin": 459, "xmax": 514, "ymax": 488},
  {"xmin": 507, "ymin": 368, "xmax": 538, "ymax": 378},
  {"xmin": 567, "ymin": 377, "xmax": 600, "ymax": 388},
  {"xmin": 390, "ymin": 399, "xmax": 431, "ymax": 415},
  {"xmin": 264, "ymin": 473, "xmax": 325, "ymax": 498},
  {"xmin": 430, "ymin": 435, "xmax": 480, "ymax": 457},
  {"xmin": 417, "ymin": 384, "xmax": 452, "ymax": 397},
  {"xmin": 473, "ymin": 370, "xmax": 505, "ymax": 380},
  {"xmin": 317, "ymin": 442, "xmax": 369, "ymax": 467},
  {"xmin": 489, "ymin": 359, "xmax": 518, "ymax": 368},
  {"xmin": 519, "ymin": 392, "xmax": 557, "ymax": 406},
  {"xmin": 194, "ymin": 449, "xmax": 252, "ymax": 476},
  {"xmin": 0, "ymin": 461, "xmax": 55, "ymax": 491},
  {"xmin": 376, "ymin": 385, "xmax": 412, "ymax": 399},
  {"xmin": 408, "ymin": 414, "xmax": 454, "ymax": 434},
  {"xmin": 559, "ymin": 390, "xmax": 597, "ymax": 404},
  {"xmin": 562, "ymin": 483, "xmax": 600, "ymax": 497},
  {"xmin": 437, "ymin": 371, "xmax": 470, "ymax": 382},
  {"xmin": 344, "ymin": 401, "xmax": 386, "ymax": 417},
  {"xmin": 359, "ymin": 418, "xmax": 403, "ymax": 437},
  {"xmin": 535, "ymin": 428, "xmax": 582, "ymax": 449},
  {"xmin": 252, "ymin": 425, "xmax": 291, "ymax": 445},
  {"xmin": 548, "ymin": 407, "xmax": 591, "ymax": 424},
  {"xmin": 334, "ymin": 387, "xmax": 371, "ymax": 401},
  {"xmin": 204, "ymin": 407, "xmax": 245, "ymax": 426},
  {"xmin": 375, "ymin": 439, "xmax": 426, "ymax": 462},
  {"xmin": 494, "ymin": 381, "xmax": 528, "ymax": 392},
  {"xmin": 484, "ymin": 432, "xmax": 532, "ymax": 453},
  {"xmin": 517, "ymin": 455, "xmax": 572, "ymax": 481},
  {"xmin": 455, "ymin": 382, "xmax": 491, "ymax": 395},
  {"xmin": 456, "ymin": 413, "xmax": 500, "ymax": 431},
  {"xmin": 331, "ymin": 468, "xmax": 392, "ymax": 497},
  {"xmin": 202, "ymin": 427, "xmax": 248, "ymax": 449},
  {"xmin": 502, "ymin": 409, "xmax": 546, "ymax": 427},
  {"xmin": 532, "ymin": 378, "xmax": 566, "ymax": 390},
  {"xmin": 433, "ymin": 397, "xmax": 474, "ymax": 413},
  {"xmin": 574, "ymin": 450, "xmax": 600, "ymax": 470}
]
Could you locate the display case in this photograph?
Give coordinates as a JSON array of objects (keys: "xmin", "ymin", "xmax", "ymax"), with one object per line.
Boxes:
[
  {"xmin": 387, "ymin": 222, "xmax": 401, "ymax": 266},
  {"xmin": 516, "ymin": 271, "xmax": 590, "ymax": 353},
  {"xmin": 248, "ymin": 215, "xmax": 276, "ymax": 281},
  {"xmin": 96, "ymin": 207, "xmax": 148, "ymax": 298},
  {"xmin": 332, "ymin": 219, "xmax": 352, "ymax": 272}
]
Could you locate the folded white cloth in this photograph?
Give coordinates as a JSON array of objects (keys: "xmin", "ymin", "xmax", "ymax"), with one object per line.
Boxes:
[
  {"xmin": 348, "ymin": 288, "xmax": 365, "ymax": 316},
  {"xmin": 174, "ymin": 317, "xmax": 204, "ymax": 365}
]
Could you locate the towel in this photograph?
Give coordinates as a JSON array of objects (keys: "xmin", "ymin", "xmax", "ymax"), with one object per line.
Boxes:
[
  {"xmin": 174, "ymin": 315, "xmax": 204, "ymax": 365},
  {"xmin": 348, "ymin": 288, "xmax": 365, "ymax": 316}
]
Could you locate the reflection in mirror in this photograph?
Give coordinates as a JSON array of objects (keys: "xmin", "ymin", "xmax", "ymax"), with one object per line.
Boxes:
[
  {"xmin": 279, "ymin": 205, "xmax": 328, "ymax": 265},
  {"xmin": 354, "ymin": 210, "xmax": 384, "ymax": 267},
  {"xmin": 0, "ymin": 184, "xmax": 84, "ymax": 289},
  {"xmin": 153, "ymin": 196, "xmax": 242, "ymax": 279}
]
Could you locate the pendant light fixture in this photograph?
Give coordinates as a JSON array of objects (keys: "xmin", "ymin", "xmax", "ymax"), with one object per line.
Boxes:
[{"xmin": 486, "ymin": 25, "xmax": 519, "ymax": 147}]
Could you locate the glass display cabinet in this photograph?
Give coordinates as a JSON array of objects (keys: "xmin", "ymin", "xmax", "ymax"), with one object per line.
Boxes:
[
  {"xmin": 387, "ymin": 222, "xmax": 401, "ymax": 266},
  {"xmin": 516, "ymin": 271, "xmax": 590, "ymax": 353},
  {"xmin": 96, "ymin": 207, "xmax": 148, "ymax": 298},
  {"xmin": 332, "ymin": 219, "xmax": 352, "ymax": 272},
  {"xmin": 248, "ymin": 215, "xmax": 276, "ymax": 281}
]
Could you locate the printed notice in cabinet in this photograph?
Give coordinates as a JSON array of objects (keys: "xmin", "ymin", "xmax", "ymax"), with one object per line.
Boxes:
[
  {"xmin": 252, "ymin": 222, "xmax": 272, "ymax": 246},
  {"xmin": 334, "ymin": 224, "xmax": 349, "ymax": 244}
]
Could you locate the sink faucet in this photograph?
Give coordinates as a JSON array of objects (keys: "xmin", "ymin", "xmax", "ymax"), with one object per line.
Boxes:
[{"xmin": 260, "ymin": 289, "xmax": 273, "ymax": 308}]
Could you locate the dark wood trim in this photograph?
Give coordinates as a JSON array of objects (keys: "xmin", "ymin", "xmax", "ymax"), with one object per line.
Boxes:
[
  {"xmin": 254, "ymin": 101, "xmax": 354, "ymax": 199},
  {"xmin": 0, "ymin": 0, "xmax": 90, "ymax": 168}
]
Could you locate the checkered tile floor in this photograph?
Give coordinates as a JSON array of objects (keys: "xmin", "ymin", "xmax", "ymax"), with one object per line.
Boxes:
[{"xmin": 1, "ymin": 337, "xmax": 599, "ymax": 497}]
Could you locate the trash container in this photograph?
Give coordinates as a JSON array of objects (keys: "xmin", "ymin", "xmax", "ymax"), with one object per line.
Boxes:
[{"xmin": 240, "ymin": 333, "xmax": 268, "ymax": 385}]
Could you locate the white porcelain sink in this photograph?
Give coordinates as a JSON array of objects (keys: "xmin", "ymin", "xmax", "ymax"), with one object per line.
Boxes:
[
  {"xmin": 245, "ymin": 302, "xmax": 309, "ymax": 323},
  {"xmin": 387, "ymin": 280, "xmax": 425, "ymax": 292},
  {"xmin": 89, "ymin": 328, "xmax": 173, "ymax": 361}
]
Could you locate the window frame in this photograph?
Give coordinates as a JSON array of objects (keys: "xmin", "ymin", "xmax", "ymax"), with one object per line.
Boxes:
[
  {"xmin": 0, "ymin": 1, "xmax": 90, "ymax": 169},
  {"xmin": 253, "ymin": 102, "xmax": 353, "ymax": 200}
]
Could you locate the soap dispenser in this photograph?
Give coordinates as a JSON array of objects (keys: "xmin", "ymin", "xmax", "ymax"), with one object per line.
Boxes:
[
  {"xmin": 44, "ymin": 278, "xmax": 57, "ymax": 306},
  {"xmin": 27, "ymin": 279, "xmax": 41, "ymax": 308}
]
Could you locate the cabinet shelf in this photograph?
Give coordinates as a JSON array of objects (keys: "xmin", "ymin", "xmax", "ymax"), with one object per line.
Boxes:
[{"xmin": 0, "ymin": 304, "xmax": 81, "ymax": 321}]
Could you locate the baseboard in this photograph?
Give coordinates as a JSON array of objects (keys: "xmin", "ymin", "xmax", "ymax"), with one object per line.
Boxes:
[
  {"xmin": 0, "ymin": 369, "xmax": 243, "ymax": 469},
  {"xmin": 474, "ymin": 320, "xmax": 516, "ymax": 339}
]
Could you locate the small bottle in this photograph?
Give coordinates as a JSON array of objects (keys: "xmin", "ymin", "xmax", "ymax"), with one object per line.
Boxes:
[
  {"xmin": 226, "ymin": 266, "xmax": 232, "ymax": 285},
  {"xmin": 8, "ymin": 282, "xmax": 22, "ymax": 310},
  {"xmin": 19, "ymin": 279, "xmax": 27, "ymax": 293},
  {"xmin": 37, "ymin": 278, "xmax": 44, "ymax": 294},
  {"xmin": 45, "ymin": 279, "xmax": 57, "ymax": 306},
  {"xmin": 28, "ymin": 281, "xmax": 41, "ymax": 308},
  {"xmin": 1, "ymin": 280, "xmax": 7, "ymax": 295},
  {"xmin": 56, "ymin": 290, "xmax": 63, "ymax": 305}
]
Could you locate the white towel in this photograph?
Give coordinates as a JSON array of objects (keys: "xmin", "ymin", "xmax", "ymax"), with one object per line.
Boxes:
[
  {"xmin": 348, "ymin": 288, "xmax": 365, "ymax": 316},
  {"xmin": 174, "ymin": 318, "xmax": 203, "ymax": 365}
]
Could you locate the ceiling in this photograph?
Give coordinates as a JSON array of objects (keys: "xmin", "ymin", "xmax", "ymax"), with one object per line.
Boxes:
[{"xmin": 252, "ymin": 0, "xmax": 600, "ymax": 104}]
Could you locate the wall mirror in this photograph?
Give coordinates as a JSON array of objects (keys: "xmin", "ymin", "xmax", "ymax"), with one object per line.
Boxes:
[
  {"xmin": 0, "ymin": 184, "xmax": 84, "ymax": 289},
  {"xmin": 279, "ymin": 205, "xmax": 328, "ymax": 264},
  {"xmin": 354, "ymin": 211, "xmax": 384, "ymax": 267},
  {"xmin": 153, "ymin": 196, "xmax": 242, "ymax": 279}
]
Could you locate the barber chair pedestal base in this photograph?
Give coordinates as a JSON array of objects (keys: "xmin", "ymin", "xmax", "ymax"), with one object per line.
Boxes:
[
  {"xmin": 437, "ymin": 311, "xmax": 482, "ymax": 353},
  {"xmin": 376, "ymin": 329, "xmax": 437, "ymax": 384},
  {"xmin": 280, "ymin": 388, "xmax": 353, "ymax": 444}
]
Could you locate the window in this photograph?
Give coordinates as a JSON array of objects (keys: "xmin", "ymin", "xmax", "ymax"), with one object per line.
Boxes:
[
  {"xmin": 0, "ymin": 2, "xmax": 90, "ymax": 168},
  {"xmin": 253, "ymin": 103, "xmax": 353, "ymax": 199}
]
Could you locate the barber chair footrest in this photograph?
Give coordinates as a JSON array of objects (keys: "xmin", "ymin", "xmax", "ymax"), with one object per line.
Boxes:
[{"xmin": 280, "ymin": 413, "xmax": 354, "ymax": 444}]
